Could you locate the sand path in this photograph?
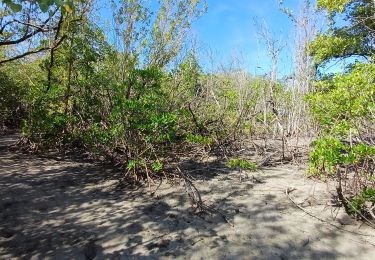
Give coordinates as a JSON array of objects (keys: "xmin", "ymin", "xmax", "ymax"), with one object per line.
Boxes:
[{"xmin": 0, "ymin": 134, "xmax": 374, "ymax": 259}]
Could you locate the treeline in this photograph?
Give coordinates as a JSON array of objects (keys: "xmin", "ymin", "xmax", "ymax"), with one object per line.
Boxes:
[{"xmin": 0, "ymin": 0, "xmax": 310, "ymax": 173}]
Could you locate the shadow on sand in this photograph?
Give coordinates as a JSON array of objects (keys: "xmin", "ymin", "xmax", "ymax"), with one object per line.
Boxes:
[{"xmin": 0, "ymin": 134, "xmax": 373, "ymax": 259}]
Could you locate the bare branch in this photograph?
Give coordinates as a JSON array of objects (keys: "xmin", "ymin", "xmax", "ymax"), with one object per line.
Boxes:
[
  {"xmin": 0, "ymin": 34, "xmax": 66, "ymax": 65},
  {"xmin": 0, "ymin": 46, "xmax": 49, "ymax": 64}
]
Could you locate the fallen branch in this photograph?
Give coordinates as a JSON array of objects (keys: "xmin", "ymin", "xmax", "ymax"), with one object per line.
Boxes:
[
  {"xmin": 176, "ymin": 166, "xmax": 234, "ymax": 227},
  {"xmin": 257, "ymin": 152, "xmax": 278, "ymax": 167}
]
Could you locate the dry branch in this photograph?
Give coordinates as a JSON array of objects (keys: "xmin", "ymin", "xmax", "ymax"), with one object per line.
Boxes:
[{"xmin": 176, "ymin": 166, "xmax": 234, "ymax": 227}]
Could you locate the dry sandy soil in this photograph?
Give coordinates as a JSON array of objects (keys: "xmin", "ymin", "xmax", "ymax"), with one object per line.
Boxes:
[{"xmin": 1, "ymin": 134, "xmax": 374, "ymax": 259}]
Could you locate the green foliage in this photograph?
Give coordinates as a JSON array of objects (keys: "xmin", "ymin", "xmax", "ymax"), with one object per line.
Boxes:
[
  {"xmin": 170, "ymin": 53, "xmax": 202, "ymax": 105},
  {"xmin": 22, "ymin": 86, "xmax": 69, "ymax": 143},
  {"xmin": 2, "ymin": 0, "xmax": 75, "ymax": 13},
  {"xmin": 350, "ymin": 143, "xmax": 375, "ymax": 162},
  {"xmin": 151, "ymin": 161, "xmax": 164, "ymax": 172},
  {"xmin": 185, "ymin": 133, "xmax": 212, "ymax": 145},
  {"xmin": 21, "ymin": 21, "xmax": 112, "ymax": 145},
  {"xmin": 306, "ymin": 63, "xmax": 375, "ymax": 136},
  {"xmin": 309, "ymin": 137, "xmax": 375, "ymax": 219},
  {"xmin": 227, "ymin": 159, "xmax": 257, "ymax": 171},
  {"xmin": 308, "ymin": 35, "xmax": 364, "ymax": 66},
  {"xmin": 2, "ymin": 0, "xmax": 22, "ymax": 12},
  {"xmin": 0, "ymin": 59, "xmax": 42, "ymax": 131},
  {"xmin": 309, "ymin": 137, "xmax": 375, "ymax": 175},
  {"xmin": 316, "ymin": 0, "xmax": 352, "ymax": 13},
  {"xmin": 0, "ymin": 66, "xmax": 23, "ymax": 129},
  {"xmin": 309, "ymin": 0, "xmax": 374, "ymax": 67},
  {"xmin": 5, "ymin": 0, "xmax": 211, "ymax": 180},
  {"xmin": 308, "ymin": 138, "xmax": 348, "ymax": 175},
  {"xmin": 308, "ymin": 0, "xmax": 375, "ymax": 214},
  {"xmin": 127, "ymin": 159, "xmax": 145, "ymax": 171},
  {"xmin": 347, "ymin": 188, "xmax": 375, "ymax": 217}
]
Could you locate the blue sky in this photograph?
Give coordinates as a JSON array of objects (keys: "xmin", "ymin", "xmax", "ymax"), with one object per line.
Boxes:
[
  {"xmin": 192, "ymin": 0, "xmax": 301, "ymax": 75},
  {"xmin": 97, "ymin": 0, "xmax": 310, "ymax": 76}
]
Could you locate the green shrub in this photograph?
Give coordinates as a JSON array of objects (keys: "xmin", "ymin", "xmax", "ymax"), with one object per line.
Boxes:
[
  {"xmin": 309, "ymin": 137, "xmax": 375, "ymax": 218},
  {"xmin": 227, "ymin": 159, "xmax": 257, "ymax": 171},
  {"xmin": 185, "ymin": 133, "xmax": 212, "ymax": 145},
  {"xmin": 309, "ymin": 138, "xmax": 375, "ymax": 176},
  {"xmin": 347, "ymin": 188, "xmax": 375, "ymax": 218},
  {"xmin": 308, "ymin": 137, "xmax": 348, "ymax": 176}
]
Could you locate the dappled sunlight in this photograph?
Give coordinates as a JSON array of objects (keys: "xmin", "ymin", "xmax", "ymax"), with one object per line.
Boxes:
[
  {"xmin": 1, "ymin": 0, "xmax": 374, "ymax": 258},
  {"xmin": 1, "ymin": 135, "xmax": 374, "ymax": 259}
]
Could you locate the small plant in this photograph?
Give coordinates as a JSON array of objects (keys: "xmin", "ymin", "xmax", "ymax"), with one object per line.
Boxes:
[
  {"xmin": 185, "ymin": 133, "xmax": 213, "ymax": 145},
  {"xmin": 151, "ymin": 161, "xmax": 164, "ymax": 172},
  {"xmin": 347, "ymin": 188, "xmax": 375, "ymax": 218},
  {"xmin": 227, "ymin": 158, "xmax": 257, "ymax": 171},
  {"xmin": 126, "ymin": 159, "xmax": 145, "ymax": 171}
]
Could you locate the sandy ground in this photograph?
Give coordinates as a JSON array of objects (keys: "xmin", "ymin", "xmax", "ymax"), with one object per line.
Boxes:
[{"xmin": 0, "ymin": 134, "xmax": 374, "ymax": 259}]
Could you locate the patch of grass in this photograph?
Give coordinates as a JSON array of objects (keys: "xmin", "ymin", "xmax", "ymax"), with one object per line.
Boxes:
[{"xmin": 227, "ymin": 158, "xmax": 257, "ymax": 171}]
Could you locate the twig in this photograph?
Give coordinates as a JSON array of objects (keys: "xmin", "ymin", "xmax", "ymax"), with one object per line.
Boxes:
[{"xmin": 150, "ymin": 178, "xmax": 163, "ymax": 196}]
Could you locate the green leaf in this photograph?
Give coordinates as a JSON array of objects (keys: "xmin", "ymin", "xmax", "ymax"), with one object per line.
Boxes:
[
  {"xmin": 38, "ymin": 0, "xmax": 51, "ymax": 12},
  {"xmin": 151, "ymin": 161, "xmax": 163, "ymax": 172}
]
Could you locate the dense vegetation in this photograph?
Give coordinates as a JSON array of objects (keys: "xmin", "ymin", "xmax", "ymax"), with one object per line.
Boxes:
[
  {"xmin": 307, "ymin": 0, "xmax": 375, "ymax": 219},
  {"xmin": 1, "ymin": 0, "xmax": 374, "ymax": 220}
]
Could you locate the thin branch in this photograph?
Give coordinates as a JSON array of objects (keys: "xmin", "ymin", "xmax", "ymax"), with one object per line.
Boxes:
[
  {"xmin": 0, "ymin": 46, "xmax": 49, "ymax": 64},
  {"xmin": 0, "ymin": 20, "xmax": 15, "ymax": 34},
  {"xmin": 0, "ymin": 9, "xmax": 58, "ymax": 47},
  {"xmin": 0, "ymin": 33, "xmax": 67, "ymax": 66},
  {"xmin": 45, "ymin": 11, "xmax": 67, "ymax": 92},
  {"xmin": 13, "ymin": 20, "xmax": 55, "ymax": 32}
]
